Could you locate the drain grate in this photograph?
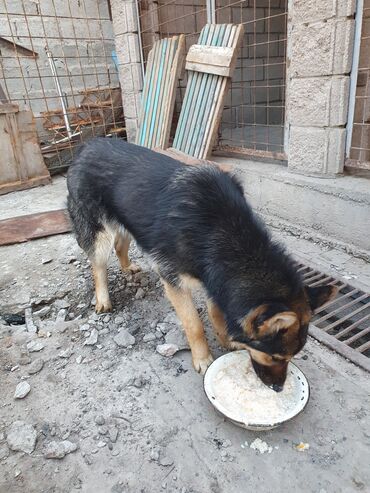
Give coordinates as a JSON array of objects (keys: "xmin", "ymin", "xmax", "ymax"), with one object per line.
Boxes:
[{"xmin": 296, "ymin": 263, "xmax": 370, "ymax": 372}]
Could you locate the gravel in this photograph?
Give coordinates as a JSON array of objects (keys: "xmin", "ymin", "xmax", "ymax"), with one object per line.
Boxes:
[
  {"xmin": 14, "ymin": 381, "xmax": 31, "ymax": 399},
  {"xmin": 84, "ymin": 328, "xmax": 98, "ymax": 346},
  {"xmin": 113, "ymin": 330, "xmax": 135, "ymax": 348},
  {"xmin": 44, "ymin": 440, "xmax": 78, "ymax": 459},
  {"xmin": 27, "ymin": 358, "xmax": 44, "ymax": 375},
  {"xmin": 27, "ymin": 340, "xmax": 44, "ymax": 353},
  {"xmin": 6, "ymin": 421, "xmax": 37, "ymax": 454}
]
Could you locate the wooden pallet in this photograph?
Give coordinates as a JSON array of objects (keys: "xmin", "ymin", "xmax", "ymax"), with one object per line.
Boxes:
[
  {"xmin": 136, "ymin": 35, "xmax": 185, "ymax": 149},
  {"xmin": 172, "ymin": 24, "xmax": 243, "ymax": 160}
]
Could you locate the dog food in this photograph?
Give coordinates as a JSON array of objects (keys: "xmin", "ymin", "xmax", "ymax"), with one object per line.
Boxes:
[{"xmin": 211, "ymin": 356, "xmax": 297, "ymax": 425}]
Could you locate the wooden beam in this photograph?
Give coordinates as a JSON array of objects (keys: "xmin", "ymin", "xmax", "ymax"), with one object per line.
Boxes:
[{"xmin": 185, "ymin": 45, "xmax": 235, "ymax": 77}]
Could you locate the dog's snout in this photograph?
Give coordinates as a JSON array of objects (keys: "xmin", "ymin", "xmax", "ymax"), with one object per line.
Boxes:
[
  {"xmin": 251, "ymin": 357, "xmax": 288, "ymax": 391},
  {"xmin": 271, "ymin": 383, "xmax": 284, "ymax": 393}
]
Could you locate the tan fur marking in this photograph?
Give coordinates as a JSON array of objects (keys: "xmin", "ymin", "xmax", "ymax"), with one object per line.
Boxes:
[
  {"xmin": 241, "ymin": 304, "xmax": 267, "ymax": 338},
  {"xmin": 92, "ymin": 263, "xmax": 112, "ymax": 313},
  {"xmin": 179, "ymin": 274, "xmax": 202, "ymax": 291},
  {"xmin": 163, "ymin": 280, "xmax": 213, "ymax": 374},
  {"xmin": 206, "ymin": 300, "xmax": 230, "ymax": 348},
  {"xmin": 258, "ymin": 311, "xmax": 299, "ymax": 337},
  {"xmin": 114, "ymin": 232, "xmax": 141, "ymax": 273}
]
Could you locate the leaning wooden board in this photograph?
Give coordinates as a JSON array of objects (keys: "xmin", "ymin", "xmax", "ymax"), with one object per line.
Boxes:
[
  {"xmin": 172, "ymin": 24, "xmax": 244, "ymax": 160},
  {"xmin": 0, "ymin": 103, "xmax": 50, "ymax": 195}
]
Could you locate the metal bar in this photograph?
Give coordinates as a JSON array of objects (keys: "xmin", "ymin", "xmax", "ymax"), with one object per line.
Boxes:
[
  {"xmin": 335, "ymin": 313, "xmax": 370, "ymax": 340},
  {"xmin": 345, "ymin": 0, "xmax": 364, "ymax": 158},
  {"xmin": 321, "ymin": 302, "xmax": 370, "ymax": 332},
  {"xmin": 356, "ymin": 340, "xmax": 370, "ymax": 353},
  {"xmin": 344, "ymin": 325, "xmax": 370, "ymax": 345},
  {"xmin": 46, "ymin": 49, "xmax": 73, "ymax": 139},
  {"xmin": 314, "ymin": 293, "xmax": 368, "ymax": 325},
  {"xmin": 206, "ymin": 0, "xmax": 216, "ymax": 24},
  {"xmin": 135, "ymin": 0, "xmax": 146, "ymax": 82},
  {"xmin": 314, "ymin": 288, "xmax": 359, "ymax": 315}
]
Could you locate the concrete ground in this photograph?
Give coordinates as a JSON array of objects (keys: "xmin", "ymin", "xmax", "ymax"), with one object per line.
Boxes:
[{"xmin": 0, "ymin": 177, "xmax": 369, "ymax": 493}]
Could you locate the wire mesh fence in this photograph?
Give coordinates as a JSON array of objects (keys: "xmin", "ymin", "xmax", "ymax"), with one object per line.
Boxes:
[
  {"xmin": 346, "ymin": 1, "xmax": 370, "ymax": 171},
  {"xmin": 0, "ymin": 0, "xmax": 123, "ymax": 173},
  {"xmin": 138, "ymin": 0, "xmax": 288, "ymax": 158}
]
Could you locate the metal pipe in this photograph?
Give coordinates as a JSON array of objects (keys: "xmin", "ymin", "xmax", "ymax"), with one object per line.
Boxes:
[
  {"xmin": 135, "ymin": 0, "xmax": 145, "ymax": 82},
  {"xmin": 345, "ymin": 0, "xmax": 364, "ymax": 158},
  {"xmin": 206, "ymin": 0, "xmax": 216, "ymax": 24},
  {"xmin": 46, "ymin": 48, "xmax": 73, "ymax": 139}
]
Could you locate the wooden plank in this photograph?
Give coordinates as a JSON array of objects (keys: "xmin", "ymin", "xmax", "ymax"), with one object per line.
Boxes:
[
  {"xmin": 0, "ymin": 210, "xmax": 71, "ymax": 246},
  {"xmin": 154, "ymin": 146, "xmax": 232, "ymax": 173},
  {"xmin": 0, "ymin": 103, "xmax": 19, "ymax": 114},
  {"xmin": 0, "ymin": 176, "xmax": 51, "ymax": 196},
  {"xmin": 186, "ymin": 45, "xmax": 234, "ymax": 76}
]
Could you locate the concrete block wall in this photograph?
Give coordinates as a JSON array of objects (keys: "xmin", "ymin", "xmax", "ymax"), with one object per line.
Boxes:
[
  {"xmin": 0, "ymin": 0, "xmax": 118, "ymax": 129},
  {"xmin": 110, "ymin": 0, "xmax": 143, "ymax": 142},
  {"xmin": 287, "ymin": 0, "xmax": 356, "ymax": 175}
]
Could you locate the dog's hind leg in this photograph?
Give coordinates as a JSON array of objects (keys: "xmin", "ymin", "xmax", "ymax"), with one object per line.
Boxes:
[
  {"xmin": 114, "ymin": 230, "xmax": 141, "ymax": 274},
  {"xmin": 91, "ymin": 230, "xmax": 114, "ymax": 313},
  {"xmin": 162, "ymin": 280, "xmax": 213, "ymax": 374}
]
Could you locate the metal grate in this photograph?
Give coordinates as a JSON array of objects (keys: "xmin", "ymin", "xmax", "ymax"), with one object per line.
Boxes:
[
  {"xmin": 346, "ymin": 1, "xmax": 370, "ymax": 171},
  {"xmin": 298, "ymin": 263, "xmax": 370, "ymax": 372},
  {"xmin": 137, "ymin": 0, "xmax": 288, "ymax": 160},
  {"xmin": 0, "ymin": 0, "xmax": 124, "ymax": 173}
]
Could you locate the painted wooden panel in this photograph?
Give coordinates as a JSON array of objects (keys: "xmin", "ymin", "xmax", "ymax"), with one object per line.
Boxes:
[
  {"xmin": 173, "ymin": 23, "xmax": 244, "ymax": 160},
  {"xmin": 136, "ymin": 34, "xmax": 185, "ymax": 149}
]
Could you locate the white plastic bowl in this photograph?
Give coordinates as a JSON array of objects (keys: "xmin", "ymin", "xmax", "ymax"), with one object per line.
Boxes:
[{"xmin": 204, "ymin": 350, "xmax": 310, "ymax": 431}]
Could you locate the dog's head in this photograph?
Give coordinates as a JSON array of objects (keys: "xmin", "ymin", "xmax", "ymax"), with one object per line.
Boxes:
[{"xmin": 232, "ymin": 285, "xmax": 337, "ymax": 391}]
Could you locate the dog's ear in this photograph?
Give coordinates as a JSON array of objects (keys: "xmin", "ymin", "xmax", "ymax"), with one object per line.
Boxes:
[
  {"xmin": 305, "ymin": 285, "xmax": 338, "ymax": 311},
  {"xmin": 243, "ymin": 304, "xmax": 298, "ymax": 338}
]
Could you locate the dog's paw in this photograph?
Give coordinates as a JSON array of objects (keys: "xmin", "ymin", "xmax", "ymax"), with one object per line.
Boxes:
[
  {"xmin": 193, "ymin": 354, "xmax": 214, "ymax": 375},
  {"xmin": 124, "ymin": 263, "xmax": 141, "ymax": 274},
  {"xmin": 95, "ymin": 299, "xmax": 112, "ymax": 313}
]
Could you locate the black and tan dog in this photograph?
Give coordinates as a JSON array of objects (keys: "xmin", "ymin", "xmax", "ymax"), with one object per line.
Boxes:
[{"xmin": 67, "ymin": 138, "xmax": 336, "ymax": 391}]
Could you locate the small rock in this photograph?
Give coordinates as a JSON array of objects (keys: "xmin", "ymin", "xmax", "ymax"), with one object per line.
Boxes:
[
  {"xmin": 135, "ymin": 288, "xmax": 145, "ymax": 300},
  {"xmin": 103, "ymin": 315, "xmax": 111, "ymax": 324},
  {"xmin": 108, "ymin": 427, "xmax": 118, "ymax": 443},
  {"xmin": 44, "ymin": 440, "xmax": 77, "ymax": 459},
  {"xmin": 150, "ymin": 448, "xmax": 160, "ymax": 461},
  {"xmin": 0, "ymin": 444, "xmax": 9, "ymax": 460},
  {"xmin": 28, "ymin": 358, "xmax": 44, "ymax": 375},
  {"xmin": 113, "ymin": 330, "xmax": 135, "ymax": 348},
  {"xmin": 14, "ymin": 469, "xmax": 22, "ymax": 478},
  {"xmin": 41, "ymin": 257, "xmax": 53, "ymax": 264},
  {"xmin": 143, "ymin": 333, "xmax": 156, "ymax": 342},
  {"xmin": 54, "ymin": 299, "xmax": 70, "ymax": 310},
  {"xmin": 84, "ymin": 329, "xmax": 98, "ymax": 346},
  {"xmin": 33, "ymin": 306, "xmax": 51, "ymax": 318},
  {"xmin": 156, "ymin": 323, "xmax": 171, "ymax": 335},
  {"xmin": 97, "ymin": 440, "xmax": 106, "ymax": 448},
  {"xmin": 98, "ymin": 426, "xmax": 108, "ymax": 435},
  {"xmin": 14, "ymin": 381, "xmax": 31, "ymax": 399},
  {"xmin": 25, "ymin": 308, "xmax": 37, "ymax": 334},
  {"xmin": 7, "ymin": 421, "xmax": 37, "ymax": 454},
  {"xmin": 79, "ymin": 323, "xmax": 90, "ymax": 332},
  {"xmin": 156, "ymin": 343, "xmax": 179, "ymax": 357},
  {"xmin": 76, "ymin": 355, "xmax": 84, "ymax": 364},
  {"xmin": 95, "ymin": 415, "xmax": 105, "ymax": 426},
  {"xmin": 159, "ymin": 456, "xmax": 174, "ymax": 467},
  {"xmin": 59, "ymin": 347, "xmax": 74, "ymax": 358},
  {"xmin": 27, "ymin": 340, "xmax": 44, "ymax": 353},
  {"xmin": 163, "ymin": 313, "xmax": 179, "ymax": 325},
  {"xmin": 114, "ymin": 316, "xmax": 124, "ymax": 324},
  {"xmin": 55, "ymin": 309, "xmax": 67, "ymax": 322},
  {"xmin": 165, "ymin": 328, "xmax": 189, "ymax": 350}
]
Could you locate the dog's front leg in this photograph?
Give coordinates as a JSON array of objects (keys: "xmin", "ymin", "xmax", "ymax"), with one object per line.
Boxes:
[
  {"xmin": 206, "ymin": 300, "xmax": 230, "ymax": 348},
  {"xmin": 162, "ymin": 280, "xmax": 213, "ymax": 374}
]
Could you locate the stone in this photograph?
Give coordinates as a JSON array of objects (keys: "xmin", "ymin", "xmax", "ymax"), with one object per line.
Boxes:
[
  {"xmin": 84, "ymin": 329, "xmax": 98, "ymax": 346},
  {"xmin": 156, "ymin": 344, "xmax": 179, "ymax": 357},
  {"xmin": 108, "ymin": 427, "xmax": 118, "ymax": 443},
  {"xmin": 289, "ymin": 126, "xmax": 346, "ymax": 175},
  {"xmin": 33, "ymin": 306, "xmax": 51, "ymax": 318},
  {"xmin": 76, "ymin": 355, "xmax": 84, "ymax": 364},
  {"xmin": 165, "ymin": 328, "xmax": 189, "ymax": 351},
  {"xmin": 24, "ymin": 308, "xmax": 37, "ymax": 334},
  {"xmin": 79, "ymin": 323, "xmax": 90, "ymax": 332},
  {"xmin": 44, "ymin": 440, "xmax": 77, "ymax": 459},
  {"xmin": 0, "ymin": 444, "xmax": 9, "ymax": 460},
  {"xmin": 95, "ymin": 415, "xmax": 105, "ymax": 426},
  {"xmin": 135, "ymin": 287, "xmax": 145, "ymax": 299},
  {"xmin": 290, "ymin": 18, "xmax": 354, "ymax": 77},
  {"xmin": 113, "ymin": 330, "xmax": 135, "ymax": 348},
  {"xmin": 163, "ymin": 313, "xmax": 179, "ymax": 325},
  {"xmin": 143, "ymin": 333, "xmax": 156, "ymax": 342},
  {"xmin": 54, "ymin": 299, "xmax": 70, "ymax": 310},
  {"xmin": 55, "ymin": 309, "xmax": 67, "ymax": 322},
  {"xmin": 27, "ymin": 340, "xmax": 44, "ymax": 352},
  {"xmin": 14, "ymin": 381, "xmax": 31, "ymax": 399},
  {"xmin": 59, "ymin": 347, "xmax": 74, "ymax": 358},
  {"xmin": 291, "ymin": 0, "xmax": 356, "ymax": 24},
  {"xmin": 7, "ymin": 421, "xmax": 37, "ymax": 454},
  {"xmin": 156, "ymin": 323, "xmax": 171, "ymax": 335},
  {"xmin": 97, "ymin": 440, "xmax": 106, "ymax": 448},
  {"xmin": 41, "ymin": 257, "xmax": 53, "ymax": 264}
]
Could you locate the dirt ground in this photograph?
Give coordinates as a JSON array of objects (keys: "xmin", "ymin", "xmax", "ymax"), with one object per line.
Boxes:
[{"xmin": 0, "ymin": 179, "xmax": 369, "ymax": 493}]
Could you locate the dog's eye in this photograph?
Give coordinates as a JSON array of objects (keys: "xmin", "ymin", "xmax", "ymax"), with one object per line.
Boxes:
[{"xmin": 279, "ymin": 328, "xmax": 288, "ymax": 335}]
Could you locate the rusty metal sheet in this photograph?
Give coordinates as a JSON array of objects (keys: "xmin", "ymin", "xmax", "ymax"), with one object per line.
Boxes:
[{"xmin": 0, "ymin": 209, "xmax": 71, "ymax": 246}]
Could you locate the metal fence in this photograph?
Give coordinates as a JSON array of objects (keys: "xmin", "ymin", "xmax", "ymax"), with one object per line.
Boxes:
[
  {"xmin": 346, "ymin": 0, "xmax": 370, "ymax": 171},
  {"xmin": 137, "ymin": 0, "xmax": 288, "ymax": 159},
  {"xmin": 0, "ymin": 0, "xmax": 123, "ymax": 172}
]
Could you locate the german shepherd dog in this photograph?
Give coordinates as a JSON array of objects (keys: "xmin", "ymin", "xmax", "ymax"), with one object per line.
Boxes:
[{"xmin": 67, "ymin": 138, "xmax": 336, "ymax": 391}]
